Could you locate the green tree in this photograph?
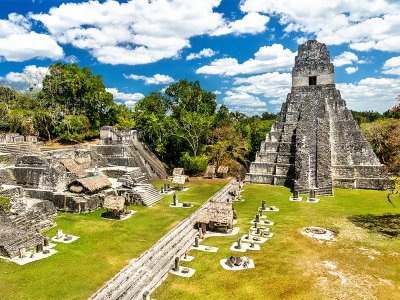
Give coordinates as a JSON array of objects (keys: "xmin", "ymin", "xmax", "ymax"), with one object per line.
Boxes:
[
  {"xmin": 207, "ymin": 125, "xmax": 248, "ymax": 175},
  {"xmin": 39, "ymin": 63, "xmax": 114, "ymax": 129},
  {"xmin": 169, "ymin": 111, "xmax": 213, "ymax": 157},
  {"xmin": 361, "ymin": 119, "xmax": 400, "ymax": 166},
  {"xmin": 134, "ymin": 92, "xmax": 169, "ymax": 158},
  {"xmin": 54, "ymin": 115, "xmax": 91, "ymax": 142},
  {"xmin": 165, "ymin": 79, "xmax": 217, "ymax": 116},
  {"xmin": 351, "ymin": 110, "xmax": 383, "ymax": 124}
]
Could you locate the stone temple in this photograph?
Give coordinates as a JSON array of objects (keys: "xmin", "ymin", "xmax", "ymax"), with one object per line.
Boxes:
[{"xmin": 245, "ymin": 40, "xmax": 393, "ymax": 196}]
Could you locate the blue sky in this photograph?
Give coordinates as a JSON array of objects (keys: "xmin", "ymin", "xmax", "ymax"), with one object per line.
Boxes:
[{"xmin": 0, "ymin": 0, "xmax": 399, "ymax": 115}]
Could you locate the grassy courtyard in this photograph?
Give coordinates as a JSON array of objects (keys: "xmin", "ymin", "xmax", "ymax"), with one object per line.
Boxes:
[
  {"xmin": 153, "ymin": 184, "xmax": 400, "ymax": 300},
  {"xmin": 0, "ymin": 178, "xmax": 229, "ymax": 300}
]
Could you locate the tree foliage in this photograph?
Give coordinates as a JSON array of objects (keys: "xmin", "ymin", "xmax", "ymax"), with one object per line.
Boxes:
[
  {"xmin": 361, "ymin": 119, "xmax": 400, "ymax": 172},
  {"xmin": 0, "ymin": 63, "xmax": 133, "ymax": 142},
  {"xmin": 351, "ymin": 110, "xmax": 383, "ymax": 124},
  {"xmin": 133, "ymin": 79, "xmax": 276, "ymax": 175}
]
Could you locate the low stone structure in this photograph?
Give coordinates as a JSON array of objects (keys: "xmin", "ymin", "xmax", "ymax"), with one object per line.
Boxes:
[
  {"xmin": 102, "ymin": 195, "xmax": 126, "ymax": 219},
  {"xmin": 246, "ymin": 40, "xmax": 393, "ymax": 195},
  {"xmin": 197, "ymin": 201, "xmax": 235, "ymax": 233},
  {"xmin": 171, "ymin": 174, "xmax": 188, "ymax": 188},
  {"xmin": 217, "ymin": 166, "xmax": 229, "ymax": 178},
  {"xmin": 204, "ymin": 165, "xmax": 216, "ymax": 179},
  {"xmin": 68, "ymin": 176, "xmax": 112, "ymax": 194},
  {"xmin": 172, "ymin": 168, "xmax": 184, "ymax": 176}
]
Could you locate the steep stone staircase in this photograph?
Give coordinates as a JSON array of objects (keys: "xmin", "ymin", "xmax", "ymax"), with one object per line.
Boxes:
[{"xmin": 130, "ymin": 140, "xmax": 168, "ymax": 179}]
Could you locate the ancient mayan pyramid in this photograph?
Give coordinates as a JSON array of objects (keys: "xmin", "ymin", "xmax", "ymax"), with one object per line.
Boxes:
[{"xmin": 245, "ymin": 40, "xmax": 392, "ymax": 196}]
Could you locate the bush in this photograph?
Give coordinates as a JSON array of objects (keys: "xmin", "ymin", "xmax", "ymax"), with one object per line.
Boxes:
[
  {"xmin": 54, "ymin": 115, "xmax": 91, "ymax": 142},
  {"xmin": 0, "ymin": 195, "xmax": 11, "ymax": 211},
  {"xmin": 179, "ymin": 152, "xmax": 207, "ymax": 175}
]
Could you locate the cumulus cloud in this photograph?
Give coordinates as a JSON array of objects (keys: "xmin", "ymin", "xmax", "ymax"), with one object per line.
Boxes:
[
  {"xmin": 31, "ymin": 0, "xmax": 233, "ymax": 65},
  {"xmin": 123, "ymin": 74, "xmax": 175, "ymax": 85},
  {"xmin": 213, "ymin": 90, "xmax": 222, "ymax": 95},
  {"xmin": 223, "ymin": 91, "xmax": 266, "ymax": 107},
  {"xmin": 221, "ymin": 72, "xmax": 292, "ymax": 115},
  {"xmin": 0, "ymin": 13, "xmax": 63, "ymax": 62},
  {"xmin": 106, "ymin": 87, "xmax": 144, "ymax": 109},
  {"xmin": 211, "ymin": 12, "xmax": 269, "ymax": 36},
  {"xmin": 196, "ymin": 44, "xmax": 296, "ymax": 76},
  {"xmin": 332, "ymin": 51, "xmax": 358, "ymax": 67},
  {"xmin": 0, "ymin": 13, "xmax": 30, "ymax": 37},
  {"xmin": 186, "ymin": 48, "xmax": 218, "ymax": 60},
  {"xmin": 345, "ymin": 66, "xmax": 358, "ymax": 74},
  {"xmin": 5, "ymin": 65, "xmax": 49, "ymax": 90},
  {"xmin": 232, "ymin": 72, "xmax": 291, "ymax": 104},
  {"xmin": 382, "ymin": 56, "xmax": 400, "ymax": 75},
  {"xmin": 240, "ymin": 0, "xmax": 400, "ymax": 52},
  {"xmin": 106, "ymin": 88, "xmax": 144, "ymax": 102},
  {"xmin": 229, "ymin": 106, "xmax": 269, "ymax": 116},
  {"xmin": 338, "ymin": 77, "xmax": 400, "ymax": 112}
]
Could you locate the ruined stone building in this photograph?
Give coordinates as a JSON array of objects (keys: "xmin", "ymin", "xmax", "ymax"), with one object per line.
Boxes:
[
  {"xmin": 0, "ymin": 127, "xmax": 167, "ymax": 258},
  {"xmin": 246, "ymin": 40, "xmax": 393, "ymax": 195}
]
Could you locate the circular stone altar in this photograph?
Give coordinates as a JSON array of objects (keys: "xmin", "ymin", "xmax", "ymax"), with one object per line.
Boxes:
[{"xmin": 301, "ymin": 226, "xmax": 337, "ymax": 241}]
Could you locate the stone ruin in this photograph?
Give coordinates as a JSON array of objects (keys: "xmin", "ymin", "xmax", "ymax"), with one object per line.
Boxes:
[
  {"xmin": 97, "ymin": 126, "xmax": 168, "ymax": 179},
  {"xmin": 246, "ymin": 40, "xmax": 394, "ymax": 196},
  {"xmin": 0, "ymin": 196, "xmax": 56, "ymax": 259},
  {"xmin": 0, "ymin": 126, "xmax": 167, "ymax": 258},
  {"xmin": 0, "ymin": 132, "xmax": 40, "ymax": 163}
]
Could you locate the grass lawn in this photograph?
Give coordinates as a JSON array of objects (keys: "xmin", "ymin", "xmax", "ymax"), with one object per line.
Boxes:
[
  {"xmin": 0, "ymin": 178, "xmax": 229, "ymax": 300},
  {"xmin": 153, "ymin": 184, "xmax": 400, "ymax": 300}
]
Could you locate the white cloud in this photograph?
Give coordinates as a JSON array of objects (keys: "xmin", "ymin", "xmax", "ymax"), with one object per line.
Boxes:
[
  {"xmin": 382, "ymin": 56, "xmax": 400, "ymax": 75},
  {"xmin": 106, "ymin": 88, "xmax": 144, "ymax": 102},
  {"xmin": 5, "ymin": 65, "xmax": 49, "ymax": 90},
  {"xmin": 228, "ymin": 106, "xmax": 269, "ymax": 116},
  {"xmin": 196, "ymin": 44, "xmax": 296, "ymax": 76},
  {"xmin": 332, "ymin": 51, "xmax": 358, "ymax": 67},
  {"xmin": 0, "ymin": 13, "xmax": 63, "ymax": 62},
  {"xmin": 345, "ymin": 66, "xmax": 358, "ymax": 74},
  {"xmin": 222, "ymin": 72, "xmax": 290, "ymax": 114},
  {"xmin": 349, "ymin": 41, "xmax": 376, "ymax": 52},
  {"xmin": 124, "ymin": 73, "xmax": 175, "ymax": 85},
  {"xmin": 124, "ymin": 100, "xmax": 137, "ymax": 109},
  {"xmin": 240, "ymin": 0, "xmax": 400, "ymax": 52},
  {"xmin": 232, "ymin": 72, "xmax": 291, "ymax": 104},
  {"xmin": 186, "ymin": 48, "xmax": 218, "ymax": 60},
  {"xmin": 223, "ymin": 91, "xmax": 266, "ymax": 107},
  {"xmin": 211, "ymin": 12, "xmax": 269, "ymax": 36},
  {"xmin": 0, "ymin": 13, "xmax": 30, "ymax": 38},
  {"xmin": 338, "ymin": 77, "xmax": 400, "ymax": 112},
  {"xmin": 213, "ymin": 90, "xmax": 222, "ymax": 95},
  {"xmin": 31, "ymin": 0, "xmax": 226, "ymax": 65}
]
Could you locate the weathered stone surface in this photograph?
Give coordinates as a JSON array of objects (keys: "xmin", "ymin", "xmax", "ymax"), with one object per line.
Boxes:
[
  {"xmin": 246, "ymin": 40, "xmax": 393, "ymax": 195},
  {"xmin": 0, "ymin": 197, "xmax": 56, "ymax": 258}
]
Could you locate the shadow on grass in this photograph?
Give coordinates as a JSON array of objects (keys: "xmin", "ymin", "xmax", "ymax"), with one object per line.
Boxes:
[{"xmin": 348, "ymin": 213, "xmax": 400, "ymax": 237}]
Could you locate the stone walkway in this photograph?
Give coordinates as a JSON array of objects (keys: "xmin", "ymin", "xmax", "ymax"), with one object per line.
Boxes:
[{"xmin": 89, "ymin": 180, "xmax": 237, "ymax": 300}]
